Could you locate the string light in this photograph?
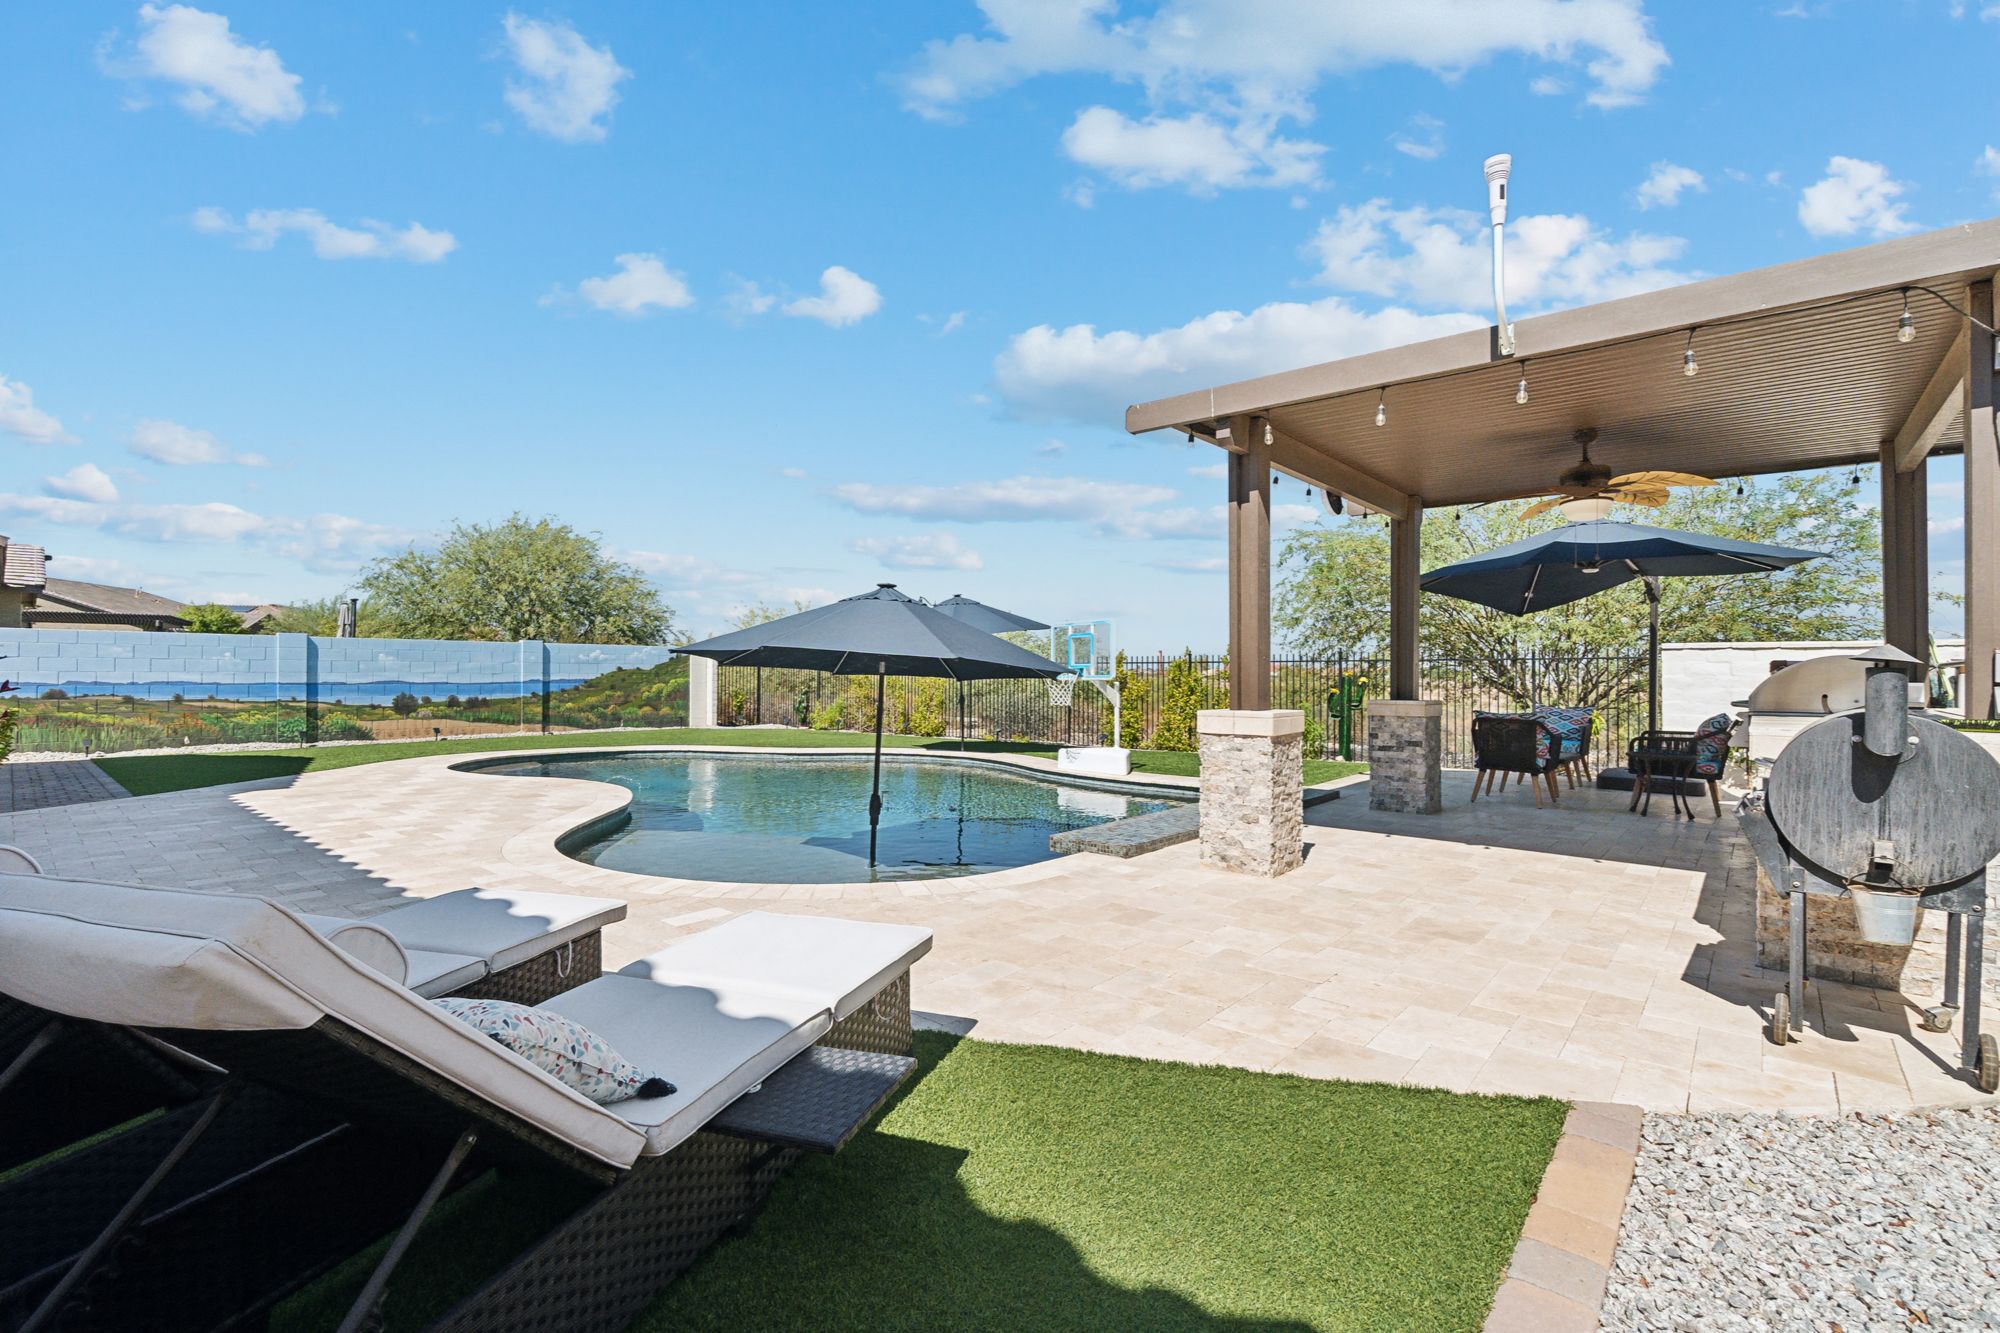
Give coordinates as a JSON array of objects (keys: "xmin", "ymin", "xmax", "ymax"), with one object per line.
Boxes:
[
  {"xmin": 1514, "ymin": 363, "xmax": 1530, "ymax": 406},
  {"xmin": 1263, "ymin": 419, "xmax": 1274, "ymax": 447},
  {"xmin": 1897, "ymin": 289, "xmax": 1916, "ymax": 344},
  {"xmin": 1374, "ymin": 389, "xmax": 1387, "ymax": 428},
  {"xmin": 1850, "ymin": 468, "xmax": 1862, "ymax": 487},
  {"xmin": 1329, "ymin": 494, "xmax": 1344, "ymax": 515},
  {"xmin": 1683, "ymin": 328, "xmax": 1699, "ymax": 378},
  {"xmin": 1735, "ymin": 478, "xmax": 1746, "ymax": 497}
]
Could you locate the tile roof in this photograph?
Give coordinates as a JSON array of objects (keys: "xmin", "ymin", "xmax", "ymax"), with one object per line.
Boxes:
[
  {"xmin": 36, "ymin": 578, "xmax": 187, "ymax": 617},
  {"xmin": 1, "ymin": 542, "xmax": 48, "ymax": 590}
]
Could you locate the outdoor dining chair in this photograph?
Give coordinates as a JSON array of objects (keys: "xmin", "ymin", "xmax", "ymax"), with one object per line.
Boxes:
[{"xmin": 1470, "ymin": 712, "xmax": 1564, "ymax": 807}]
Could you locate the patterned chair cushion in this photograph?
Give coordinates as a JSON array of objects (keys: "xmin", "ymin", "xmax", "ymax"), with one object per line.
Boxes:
[
  {"xmin": 432, "ymin": 996, "xmax": 675, "ymax": 1104},
  {"xmin": 1692, "ymin": 712, "xmax": 1733, "ymax": 779},
  {"xmin": 1534, "ymin": 706, "xmax": 1594, "ymax": 760}
]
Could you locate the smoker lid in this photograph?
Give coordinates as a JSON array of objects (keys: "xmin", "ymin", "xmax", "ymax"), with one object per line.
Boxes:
[
  {"xmin": 1745, "ymin": 656, "xmax": 1868, "ymax": 715},
  {"xmin": 1766, "ymin": 713, "xmax": 2000, "ymax": 890}
]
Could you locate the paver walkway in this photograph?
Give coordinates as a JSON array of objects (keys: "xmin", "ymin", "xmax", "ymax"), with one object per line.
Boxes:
[
  {"xmin": 0, "ymin": 745, "xmax": 1990, "ymax": 1113},
  {"xmin": 0, "ymin": 758, "xmax": 130, "ymax": 814}
]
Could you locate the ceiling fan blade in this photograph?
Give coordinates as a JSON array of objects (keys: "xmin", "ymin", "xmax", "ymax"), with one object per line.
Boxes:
[
  {"xmin": 1609, "ymin": 470, "xmax": 1718, "ymax": 488},
  {"xmin": 1611, "ymin": 489, "xmax": 1672, "ymax": 509},
  {"xmin": 1517, "ymin": 495, "xmax": 1567, "ymax": 519}
]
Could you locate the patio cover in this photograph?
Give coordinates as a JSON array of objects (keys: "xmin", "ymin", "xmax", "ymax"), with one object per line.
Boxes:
[{"xmin": 1125, "ymin": 219, "xmax": 2000, "ymax": 718}]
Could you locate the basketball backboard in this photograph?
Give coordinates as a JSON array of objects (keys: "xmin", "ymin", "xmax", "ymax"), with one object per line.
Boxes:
[{"xmin": 1051, "ymin": 620, "xmax": 1115, "ymax": 681}]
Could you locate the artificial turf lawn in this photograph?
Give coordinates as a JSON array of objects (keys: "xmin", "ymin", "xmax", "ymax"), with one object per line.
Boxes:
[
  {"xmin": 94, "ymin": 729, "xmax": 1366, "ymax": 796},
  {"xmin": 276, "ymin": 1034, "xmax": 1565, "ymax": 1333}
]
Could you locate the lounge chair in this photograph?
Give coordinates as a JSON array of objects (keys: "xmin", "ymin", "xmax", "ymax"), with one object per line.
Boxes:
[
  {"xmin": 0, "ymin": 870, "xmax": 626, "ymax": 1172},
  {"xmin": 0, "ymin": 877, "xmax": 928, "ymax": 1332}
]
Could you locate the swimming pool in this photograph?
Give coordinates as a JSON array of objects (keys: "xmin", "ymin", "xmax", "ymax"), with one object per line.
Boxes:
[{"xmin": 477, "ymin": 752, "xmax": 1184, "ymax": 884}]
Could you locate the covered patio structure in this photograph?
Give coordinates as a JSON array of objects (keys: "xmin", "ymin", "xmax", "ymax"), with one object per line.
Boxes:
[{"xmin": 1127, "ymin": 218, "xmax": 2000, "ymax": 833}]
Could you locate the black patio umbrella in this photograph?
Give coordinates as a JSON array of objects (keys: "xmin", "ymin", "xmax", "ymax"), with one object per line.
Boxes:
[
  {"xmin": 928, "ymin": 594, "xmax": 1051, "ymax": 749},
  {"xmin": 676, "ymin": 584, "xmax": 1068, "ymax": 866},
  {"xmin": 1420, "ymin": 519, "xmax": 1822, "ymax": 734}
]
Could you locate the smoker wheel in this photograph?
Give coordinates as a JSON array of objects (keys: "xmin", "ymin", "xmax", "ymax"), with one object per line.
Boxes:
[
  {"xmin": 1921, "ymin": 1005, "xmax": 1957, "ymax": 1035},
  {"xmin": 1980, "ymin": 1034, "xmax": 1998, "ymax": 1096},
  {"xmin": 1769, "ymin": 992, "xmax": 1791, "ymax": 1046}
]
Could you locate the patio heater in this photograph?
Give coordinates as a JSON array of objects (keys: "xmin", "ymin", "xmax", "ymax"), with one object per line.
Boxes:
[{"xmin": 1738, "ymin": 645, "xmax": 2000, "ymax": 1092}]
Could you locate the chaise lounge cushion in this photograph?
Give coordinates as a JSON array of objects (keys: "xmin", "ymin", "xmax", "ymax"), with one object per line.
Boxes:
[
  {"xmin": 538, "ymin": 973, "xmax": 832, "ymax": 1155},
  {"xmin": 618, "ymin": 911, "xmax": 932, "ymax": 1022},
  {"xmin": 401, "ymin": 948, "xmax": 490, "ymax": 997},
  {"xmin": 432, "ymin": 996, "xmax": 675, "ymax": 1105},
  {"xmin": 364, "ymin": 888, "xmax": 625, "ymax": 973},
  {"xmin": 0, "ymin": 872, "xmax": 648, "ymax": 1170}
]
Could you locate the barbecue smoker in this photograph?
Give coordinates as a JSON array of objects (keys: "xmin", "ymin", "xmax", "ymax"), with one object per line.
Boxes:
[{"xmin": 1740, "ymin": 645, "xmax": 2000, "ymax": 1093}]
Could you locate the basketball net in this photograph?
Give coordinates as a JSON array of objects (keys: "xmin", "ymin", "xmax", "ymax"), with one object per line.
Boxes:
[{"xmin": 1046, "ymin": 675, "xmax": 1076, "ymax": 707}]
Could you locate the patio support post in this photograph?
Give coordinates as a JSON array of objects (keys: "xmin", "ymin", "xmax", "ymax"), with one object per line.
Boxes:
[
  {"xmin": 1967, "ymin": 279, "xmax": 1999, "ymax": 720},
  {"xmin": 1225, "ymin": 415, "xmax": 1272, "ymax": 710},
  {"xmin": 1879, "ymin": 441, "xmax": 1930, "ymax": 665},
  {"xmin": 1389, "ymin": 504, "xmax": 1424, "ymax": 700}
]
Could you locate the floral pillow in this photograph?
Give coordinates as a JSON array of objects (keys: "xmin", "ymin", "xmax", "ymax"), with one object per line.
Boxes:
[
  {"xmin": 431, "ymin": 996, "xmax": 675, "ymax": 1105},
  {"xmin": 1692, "ymin": 712, "xmax": 1734, "ymax": 779}
]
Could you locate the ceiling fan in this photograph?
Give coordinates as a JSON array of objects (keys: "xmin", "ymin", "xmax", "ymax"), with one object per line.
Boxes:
[{"xmin": 1512, "ymin": 429, "xmax": 1717, "ymax": 519}]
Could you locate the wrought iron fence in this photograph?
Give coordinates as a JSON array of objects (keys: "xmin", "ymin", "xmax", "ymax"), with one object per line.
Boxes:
[{"xmin": 719, "ymin": 648, "xmax": 1653, "ymax": 769}]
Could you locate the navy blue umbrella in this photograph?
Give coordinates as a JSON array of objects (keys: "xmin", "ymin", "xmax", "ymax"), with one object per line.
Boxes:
[
  {"xmin": 677, "ymin": 584, "xmax": 1067, "ymax": 865},
  {"xmin": 928, "ymin": 595, "xmax": 1051, "ymax": 748},
  {"xmin": 1421, "ymin": 519, "xmax": 1822, "ymax": 733}
]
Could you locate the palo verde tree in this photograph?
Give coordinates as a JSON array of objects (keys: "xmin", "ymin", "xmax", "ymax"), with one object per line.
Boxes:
[
  {"xmin": 1274, "ymin": 470, "xmax": 1881, "ymax": 709},
  {"xmin": 360, "ymin": 515, "xmax": 676, "ymax": 645},
  {"xmin": 178, "ymin": 602, "xmax": 245, "ymax": 634}
]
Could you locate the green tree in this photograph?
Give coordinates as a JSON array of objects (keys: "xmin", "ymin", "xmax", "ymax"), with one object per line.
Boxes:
[
  {"xmin": 909, "ymin": 679, "xmax": 948, "ymax": 737},
  {"xmin": 390, "ymin": 691, "xmax": 419, "ymax": 717},
  {"xmin": 1275, "ymin": 471, "xmax": 1881, "ymax": 709},
  {"xmin": 360, "ymin": 515, "xmax": 676, "ymax": 645},
  {"xmin": 1152, "ymin": 650, "xmax": 1207, "ymax": 752},
  {"xmin": 179, "ymin": 602, "xmax": 245, "ymax": 634},
  {"xmin": 265, "ymin": 596, "xmax": 402, "ymax": 637}
]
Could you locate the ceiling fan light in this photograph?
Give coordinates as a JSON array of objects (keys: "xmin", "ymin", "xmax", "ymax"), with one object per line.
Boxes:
[{"xmin": 1557, "ymin": 496, "xmax": 1617, "ymax": 522}]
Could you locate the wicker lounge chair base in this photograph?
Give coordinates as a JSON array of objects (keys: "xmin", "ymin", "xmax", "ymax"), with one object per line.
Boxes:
[{"xmin": 0, "ymin": 973, "xmax": 920, "ymax": 1333}]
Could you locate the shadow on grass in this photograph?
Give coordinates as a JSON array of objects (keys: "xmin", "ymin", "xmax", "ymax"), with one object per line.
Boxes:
[{"xmin": 96, "ymin": 752, "xmax": 314, "ymax": 796}]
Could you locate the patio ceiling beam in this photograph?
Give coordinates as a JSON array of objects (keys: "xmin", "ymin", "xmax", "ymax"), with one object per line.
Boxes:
[
  {"xmin": 1204, "ymin": 421, "xmax": 1413, "ymax": 522},
  {"xmin": 1891, "ymin": 322, "xmax": 1968, "ymax": 473}
]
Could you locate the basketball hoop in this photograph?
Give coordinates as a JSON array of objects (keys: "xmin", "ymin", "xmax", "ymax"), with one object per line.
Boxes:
[{"xmin": 1046, "ymin": 675, "xmax": 1076, "ymax": 707}]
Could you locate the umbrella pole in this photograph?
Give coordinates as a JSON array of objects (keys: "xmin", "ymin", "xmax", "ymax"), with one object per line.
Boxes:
[
  {"xmin": 1644, "ymin": 577, "xmax": 1662, "ymax": 736},
  {"xmin": 958, "ymin": 681, "xmax": 966, "ymax": 751},
  {"xmin": 869, "ymin": 667, "xmax": 886, "ymax": 866}
]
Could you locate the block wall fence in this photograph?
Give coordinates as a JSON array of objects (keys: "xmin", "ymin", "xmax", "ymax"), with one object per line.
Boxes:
[{"xmin": 0, "ymin": 628, "xmax": 691, "ymax": 755}]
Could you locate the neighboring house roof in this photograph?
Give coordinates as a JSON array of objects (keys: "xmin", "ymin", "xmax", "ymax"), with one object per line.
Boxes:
[
  {"xmin": 1, "ymin": 543, "xmax": 49, "ymax": 591},
  {"xmin": 36, "ymin": 578, "xmax": 188, "ymax": 619},
  {"xmin": 232, "ymin": 603, "xmax": 286, "ymax": 630}
]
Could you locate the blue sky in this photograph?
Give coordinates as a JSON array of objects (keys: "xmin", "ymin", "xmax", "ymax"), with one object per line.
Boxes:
[{"xmin": 0, "ymin": 2, "xmax": 1988, "ymax": 649}]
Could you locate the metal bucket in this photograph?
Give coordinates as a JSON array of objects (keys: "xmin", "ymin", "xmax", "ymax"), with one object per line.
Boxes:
[{"xmin": 1847, "ymin": 886, "xmax": 1922, "ymax": 946}]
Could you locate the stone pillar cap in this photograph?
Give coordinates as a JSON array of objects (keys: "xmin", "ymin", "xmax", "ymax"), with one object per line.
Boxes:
[
  {"xmin": 1364, "ymin": 698, "xmax": 1443, "ymax": 717},
  {"xmin": 1196, "ymin": 709, "xmax": 1305, "ymax": 738}
]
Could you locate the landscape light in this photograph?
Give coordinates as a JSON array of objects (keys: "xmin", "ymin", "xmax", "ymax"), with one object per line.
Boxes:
[{"xmin": 1898, "ymin": 290, "xmax": 1916, "ymax": 344}]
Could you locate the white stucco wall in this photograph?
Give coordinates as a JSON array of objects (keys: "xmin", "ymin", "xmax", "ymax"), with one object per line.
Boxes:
[{"xmin": 1659, "ymin": 639, "xmax": 1964, "ymax": 731}]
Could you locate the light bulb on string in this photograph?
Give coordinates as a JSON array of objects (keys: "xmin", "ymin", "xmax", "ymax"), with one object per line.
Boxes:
[
  {"xmin": 1897, "ymin": 290, "xmax": 1916, "ymax": 344},
  {"xmin": 1374, "ymin": 389, "xmax": 1387, "ymax": 428},
  {"xmin": 1683, "ymin": 328, "xmax": 1699, "ymax": 378},
  {"xmin": 1515, "ymin": 364, "xmax": 1530, "ymax": 406}
]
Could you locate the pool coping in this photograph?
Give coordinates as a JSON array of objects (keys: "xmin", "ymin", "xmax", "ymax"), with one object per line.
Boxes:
[{"xmin": 425, "ymin": 743, "xmax": 1360, "ymax": 898}]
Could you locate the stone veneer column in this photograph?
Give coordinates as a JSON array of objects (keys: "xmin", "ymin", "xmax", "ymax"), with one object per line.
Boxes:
[
  {"xmin": 1196, "ymin": 709, "xmax": 1304, "ymax": 876},
  {"xmin": 1364, "ymin": 698, "xmax": 1442, "ymax": 814}
]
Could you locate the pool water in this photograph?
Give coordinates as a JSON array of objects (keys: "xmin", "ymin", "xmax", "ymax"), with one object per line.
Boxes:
[{"xmin": 481, "ymin": 753, "xmax": 1182, "ymax": 884}]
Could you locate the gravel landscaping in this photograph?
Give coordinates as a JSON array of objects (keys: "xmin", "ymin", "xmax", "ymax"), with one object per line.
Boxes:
[{"xmin": 1603, "ymin": 1106, "xmax": 2000, "ymax": 1331}]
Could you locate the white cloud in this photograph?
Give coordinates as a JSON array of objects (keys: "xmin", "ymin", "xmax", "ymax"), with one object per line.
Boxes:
[
  {"xmin": 1528, "ymin": 75, "xmax": 1568, "ymax": 95},
  {"xmin": 1152, "ymin": 556, "xmax": 1228, "ymax": 573},
  {"xmin": 723, "ymin": 279, "xmax": 779, "ymax": 320},
  {"xmin": 1391, "ymin": 114, "xmax": 1445, "ymax": 161},
  {"xmin": 1187, "ymin": 462, "xmax": 1227, "ymax": 479},
  {"xmin": 828, "ymin": 475, "xmax": 1177, "ymax": 524},
  {"xmin": 1308, "ymin": 199, "xmax": 1693, "ymax": 309},
  {"xmin": 1107, "ymin": 499, "xmax": 1315, "ymax": 540},
  {"xmin": 106, "ymin": 3, "xmax": 307, "ymax": 130},
  {"xmin": 1634, "ymin": 161, "xmax": 1704, "ymax": 209},
  {"xmin": 500, "ymin": 13, "xmax": 630, "ymax": 143},
  {"xmin": 1978, "ymin": 145, "xmax": 2000, "ymax": 196},
  {"xmin": 194, "ymin": 207, "xmax": 456, "ymax": 262},
  {"xmin": 995, "ymin": 294, "xmax": 1481, "ymax": 423},
  {"xmin": 778, "ymin": 466, "xmax": 808, "ymax": 479},
  {"xmin": 0, "ymin": 492, "xmax": 412, "ymax": 571},
  {"xmin": 901, "ymin": 1, "xmax": 1666, "ymax": 193},
  {"xmin": 44, "ymin": 463, "xmax": 119, "ymax": 503},
  {"xmin": 0, "ymin": 374, "xmax": 76, "ymax": 445},
  {"xmin": 782, "ymin": 266, "xmax": 882, "ymax": 327},
  {"xmin": 1060, "ymin": 106, "xmax": 1323, "ymax": 192},
  {"xmin": 564, "ymin": 253, "xmax": 694, "ymax": 316},
  {"xmin": 849, "ymin": 533, "xmax": 985, "ymax": 571},
  {"xmin": 1931, "ymin": 515, "xmax": 1966, "ymax": 536},
  {"xmin": 1797, "ymin": 156, "xmax": 1917, "ymax": 238},
  {"xmin": 1037, "ymin": 439, "xmax": 1068, "ymax": 456},
  {"xmin": 938, "ymin": 311, "xmax": 967, "ymax": 335},
  {"xmin": 128, "ymin": 418, "xmax": 267, "ymax": 466}
]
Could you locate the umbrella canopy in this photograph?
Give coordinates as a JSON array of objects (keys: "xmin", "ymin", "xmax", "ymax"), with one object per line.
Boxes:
[
  {"xmin": 676, "ymin": 585, "xmax": 1067, "ymax": 869},
  {"xmin": 676, "ymin": 584, "xmax": 1067, "ymax": 681},
  {"xmin": 1419, "ymin": 519, "xmax": 1820, "ymax": 616},
  {"xmin": 929, "ymin": 594, "xmax": 1050, "ymax": 634}
]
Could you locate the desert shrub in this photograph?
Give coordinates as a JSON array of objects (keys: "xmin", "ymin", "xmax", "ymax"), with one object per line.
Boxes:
[
  {"xmin": 0, "ymin": 708, "xmax": 16, "ymax": 763},
  {"xmin": 809, "ymin": 699, "xmax": 845, "ymax": 730},
  {"xmin": 1152, "ymin": 651, "xmax": 1205, "ymax": 752},
  {"xmin": 1302, "ymin": 712, "xmax": 1326, "ymax": 760},
  {"xmin": 909, "ymin": 680, "xmax": 947, "ymax": 737},
  {"xmin": 1111, "ymin": 652, "xmax": 1148, "ymax": 749}
]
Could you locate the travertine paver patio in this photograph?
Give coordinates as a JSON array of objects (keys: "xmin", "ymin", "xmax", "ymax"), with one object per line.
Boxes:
[{"xmin": 1, "ymin": 746, "xmax": 1990, "ymax": 1113}]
